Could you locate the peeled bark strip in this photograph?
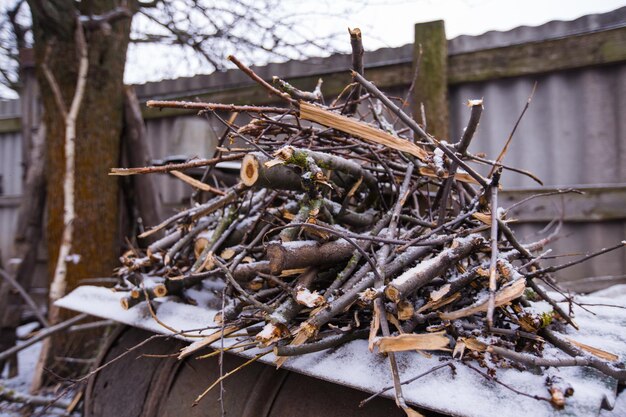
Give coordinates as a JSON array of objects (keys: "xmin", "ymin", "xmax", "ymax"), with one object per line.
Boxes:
[
  {"xmin": 385, "ymin": 235, "xmax": 484, "ymax": 302},
  {"xmin": 439, "ymin": 278, "xmax": 526, "ymax": 321},
  {"xmin": 300, "ymin": 101, "xmax": 429, "ymax": 161},
  {"xmin": 376, "ymin": 331, "xmax": 450, "ymax": 353},
  {"xmin": 47, "ymin": 18, "xmax": 88, "ymax": 307},
  {"xmin": 266, "ymin": 239, "xmax": 358, "ymax": 274}
]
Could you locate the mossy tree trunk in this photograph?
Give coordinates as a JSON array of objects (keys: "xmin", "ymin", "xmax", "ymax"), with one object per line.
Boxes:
[{"xmin": 28, "ymin": 0, "xmax": 133, "ymax": 383}]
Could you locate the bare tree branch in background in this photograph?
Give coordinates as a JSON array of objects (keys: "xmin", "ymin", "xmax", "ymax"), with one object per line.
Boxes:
[
  {"xmin": 0, "ymin": 0, "xmax": 30, "ymax": 92},
  {"xmin": 0, "ymin": 0, "xmax": 346, "ymax": 98}
]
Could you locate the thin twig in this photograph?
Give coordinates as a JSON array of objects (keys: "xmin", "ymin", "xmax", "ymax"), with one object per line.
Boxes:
[
  {"xmin": 146, "ymin": 100, "xmax": 291, "ymax": 114},
  {"xmin": 488, "ymin": 82, "xmax": 537, "ymax": 177},
  {"xmin": 0, "ymin": 314, "xmax": 87, "ymax": 363},
  {"xmin": 110, "ymin": 153, "xmax": 245, "ymax": 176},
  {"xmin": 360, "ymin": 362, "xmax": 454, "ymax": 407},
  {"xmin": 464, "ymin": 362, "xmax": 552, "ymax": 403},
  {"xmin": 227, "ymin": 55, "xmax": 296, "ymax": 105},
  {"xmin": 192, "ymin": 351, "xmax": 270, "ymax": 406},
  {"xmin": 214, "ymin": 258, "xmax": 274, "ymax": 314},
  {"xmin": 526, "ymin": 241, "xmax": 626, "ymax": 278}
]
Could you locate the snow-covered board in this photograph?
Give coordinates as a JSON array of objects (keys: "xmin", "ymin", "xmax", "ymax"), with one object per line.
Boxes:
[{"xmin": 56, "ymin": 283, "xmax": 626, "ymax": 417}]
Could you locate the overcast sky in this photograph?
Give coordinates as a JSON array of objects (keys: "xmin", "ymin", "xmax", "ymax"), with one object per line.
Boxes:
[
  {"xmin": 329, "ymin": 0, "xmax": 626, "ymax": 43},
  {"xmin": 125, "ymin": 0, "xmax": 626, "ymax": 85}
]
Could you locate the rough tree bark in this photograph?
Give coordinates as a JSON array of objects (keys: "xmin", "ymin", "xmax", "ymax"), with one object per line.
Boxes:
[{"xmin": 27, "ymin": 0, "xmax": 133, "ymax": 387}]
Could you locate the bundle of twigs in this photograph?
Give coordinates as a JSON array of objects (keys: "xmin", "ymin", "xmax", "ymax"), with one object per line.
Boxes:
[{"xmin": 108, "ymin": 31, "xmax": 625, "ymax": 415}]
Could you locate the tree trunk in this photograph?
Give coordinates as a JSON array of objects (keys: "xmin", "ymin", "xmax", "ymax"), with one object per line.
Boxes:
[{"xmin": 28, "ymin": 0, "xmax": 132, "ymax": 386}]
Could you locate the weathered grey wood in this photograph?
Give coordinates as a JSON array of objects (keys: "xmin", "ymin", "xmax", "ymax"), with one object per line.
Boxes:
[
  {"xmin": 0, "ymin": 196, "xmax": 21, "ymax": 208},
  {"xmin": 413, "ymin": 20, "xmax": 448, "ymax": 140},
  {"xmin": 0, "ymin": 117, "xmax": 21, "ymax": 134},
  {"xmin": 448, "ymin": 27, "xmax": 626, "ymax": 85},
  {"xmin": 501, "ymin": 184, "xmax": 626, "ymax": 222}
]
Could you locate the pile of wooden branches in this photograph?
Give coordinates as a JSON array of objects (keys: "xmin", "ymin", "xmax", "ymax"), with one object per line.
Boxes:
[{"xmin": 109, "ymin": 32, "xmax": 625, "ymax": 415}]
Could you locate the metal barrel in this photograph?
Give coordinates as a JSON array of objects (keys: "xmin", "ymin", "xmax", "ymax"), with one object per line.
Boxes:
[{"xmin": 84, "ymin": 326, "xmax": 443, "ymax": 417}]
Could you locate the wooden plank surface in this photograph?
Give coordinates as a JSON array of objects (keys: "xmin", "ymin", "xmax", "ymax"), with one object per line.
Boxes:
[
  {"xmin": 501, "ymin": 184, "xmax": 626, "ymax": 222},
  {"xmin": 413, "ymin": 20, "xmax": 449, "ymax": 140},
  {"xmin": 448, "ymin": 27, "xmax": 626, "ymax": 84},
  {"xmin": 0, "ymin": 196, "xmax": 21, "ymax": 208},
  {"xmin": 0, "ymin": 118, "xmax": 21, "ymax": 134}
]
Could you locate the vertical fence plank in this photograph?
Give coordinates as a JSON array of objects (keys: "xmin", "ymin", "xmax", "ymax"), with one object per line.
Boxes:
[{"xmin": 413, "ymin": 20, "xmax": 448, "ymax": 141}]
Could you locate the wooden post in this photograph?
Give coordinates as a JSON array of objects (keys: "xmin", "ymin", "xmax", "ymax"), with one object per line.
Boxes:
[{"xmin": 412, "ymin": 20, "xmax": 448, "ymax": 141}]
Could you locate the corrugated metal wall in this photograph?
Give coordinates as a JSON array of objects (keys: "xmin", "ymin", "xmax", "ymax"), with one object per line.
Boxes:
[
  {"xmin": 449, "ymin": 64, "xmax": 626, "ymax": 187},
  {"xmin": 0, "ymin": 98, "xmax": 23, "ymax": 267},
  {"xmin": 0, "ymin": 130, "xmax": 22, "ymax": 195},
  {"xmin": 449, "ymin": 62, "xmax": 626, "ymax": 290},
  {"xmin": 144, "ymin": 114, "xmax": 220, "ymax": 208},
  {"xmin": 0, "ymin": 7, "xmax": 624, "ymax": 289}
]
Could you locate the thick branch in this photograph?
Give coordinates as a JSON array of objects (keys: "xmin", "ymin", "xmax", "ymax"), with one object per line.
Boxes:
[
  {"xmin": 240, "ymin": 152, "xmax": 303, "ymax": 191},
  {"xmin": 385, "ymin": 235, "xmax": 484, "ymax": 302},
  {"xmin": 267, "ymin": 239, "xmax": 359, "ymax": 274}
]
